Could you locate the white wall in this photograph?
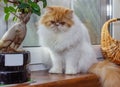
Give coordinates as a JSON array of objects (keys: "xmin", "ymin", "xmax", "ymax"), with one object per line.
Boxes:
[{"xmin": 113, "ymin": 0, "xmax": 120, "ymax": 40}]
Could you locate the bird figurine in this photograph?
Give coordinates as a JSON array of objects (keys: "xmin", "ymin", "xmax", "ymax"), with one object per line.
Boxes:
[{"xmin": 0, "ymin": 13, "xmax": 31, "ymax": 53}]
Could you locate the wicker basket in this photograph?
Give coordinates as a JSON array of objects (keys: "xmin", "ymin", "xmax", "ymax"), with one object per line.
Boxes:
[{"xmin": 101, "ymin": 18, "xmax": 120, "ymax": 64}]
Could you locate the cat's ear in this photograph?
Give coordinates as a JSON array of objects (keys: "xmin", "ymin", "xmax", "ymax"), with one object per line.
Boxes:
[
  {"xmin": 45, "ymin": 6, "xmax": 54, "ymax": 13},
  {"xmin": 66, "ymin": 10, "xmax": 73, "ymax": 18}
]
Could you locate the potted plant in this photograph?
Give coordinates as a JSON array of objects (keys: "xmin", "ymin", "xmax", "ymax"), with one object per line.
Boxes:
[{"xmin": 0, "ymin": 0, "xmax": 47, "ymax": 85}]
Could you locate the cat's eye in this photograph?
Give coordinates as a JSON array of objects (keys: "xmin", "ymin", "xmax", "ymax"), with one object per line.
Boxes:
[
  {"xmin": 51, "ymin": 21, "xmax": 55, "ymax": 24},
  {"xmin": 60, "ymin": 22, "xmax": 65, "ymax": 25}
]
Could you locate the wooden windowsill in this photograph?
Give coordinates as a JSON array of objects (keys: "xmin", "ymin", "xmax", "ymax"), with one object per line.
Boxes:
[{"xmin": 12, "ymin": 70, "xmax": 101, "ymax": 87}]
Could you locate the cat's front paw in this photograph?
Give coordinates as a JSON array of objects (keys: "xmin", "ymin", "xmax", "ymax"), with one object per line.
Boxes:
[
  {"xmin": 49, "ymin": 67, "xmax": 63, "ymax": 74},
  {"xmin": 65, "ymin": 69, "xmax": 78, "ymax": 75}
]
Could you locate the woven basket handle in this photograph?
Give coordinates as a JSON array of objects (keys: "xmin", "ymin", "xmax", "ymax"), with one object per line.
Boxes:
[
  {"xmin": 101, "ymin": 18, "xmax": 120, "ymax": 64},
  {"xmin": 101, "ymin": 18, "xmax": 120, "ymax": 48}
]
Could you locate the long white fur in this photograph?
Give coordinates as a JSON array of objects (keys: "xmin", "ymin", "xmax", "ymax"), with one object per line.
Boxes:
[{"xmin": 38, "ymin": 14, "xmax": 98, "ymax": 74}]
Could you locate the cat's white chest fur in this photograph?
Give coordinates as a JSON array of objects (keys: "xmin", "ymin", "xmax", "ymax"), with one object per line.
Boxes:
[
  {"xmin": 38, "ymin": 14, "xmax": 98, "ymax": 74},
  {"xmin": 38, "ymin": 26, "xmax": 61, "ymax": 50}
]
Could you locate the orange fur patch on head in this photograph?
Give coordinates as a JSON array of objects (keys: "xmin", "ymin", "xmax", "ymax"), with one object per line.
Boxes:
[{"xmin": 40, "ymin": 6, "xmax": 74, "ymax": 28}]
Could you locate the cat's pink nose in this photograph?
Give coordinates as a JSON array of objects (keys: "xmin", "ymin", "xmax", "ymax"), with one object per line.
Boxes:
[{"xmin": 55, "ymin": 23, "xmax": 59, "ymax": 26}]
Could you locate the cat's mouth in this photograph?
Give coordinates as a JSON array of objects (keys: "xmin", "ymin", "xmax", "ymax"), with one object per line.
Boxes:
[
  {"xmin": 52, "ymin": 26, "xmax": 60, "ymax": 32},
  {"xmin": 50, "ymin": 25, "xmax": 68, "ymax": 33}
]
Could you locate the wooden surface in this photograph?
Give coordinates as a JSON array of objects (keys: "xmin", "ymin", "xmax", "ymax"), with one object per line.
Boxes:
[{"xmin": 11, "ymin": 70, "xmax": 101, "ymax": 87}]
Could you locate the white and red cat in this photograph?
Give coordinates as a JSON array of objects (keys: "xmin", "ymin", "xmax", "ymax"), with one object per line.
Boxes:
[{"xmin": 38, "ymin": 6, "xmax": 120, "ymax": 87}]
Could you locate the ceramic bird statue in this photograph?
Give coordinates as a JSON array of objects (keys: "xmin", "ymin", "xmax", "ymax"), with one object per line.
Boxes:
[
  {"xmin": 101, "ymin": 18, "xmax": 120, "ymax": 64},
  {"xmin": 0, "ymin": 13, "xmax": 31, "ymax": 53}
]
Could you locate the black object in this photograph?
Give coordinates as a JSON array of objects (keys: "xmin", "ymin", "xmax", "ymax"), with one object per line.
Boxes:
[{"xmin": 0, "ymin": 51, "xmax": 31, "ymax": 85}]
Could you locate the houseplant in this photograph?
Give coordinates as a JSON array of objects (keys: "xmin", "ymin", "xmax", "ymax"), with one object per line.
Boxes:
[
  {"xmin": 0, "ymin": 0, "xmax": 47, "ymax": 85},
  {"xmin": 0, "ymin": 0, "xmax": 47, "ymax": 52}
]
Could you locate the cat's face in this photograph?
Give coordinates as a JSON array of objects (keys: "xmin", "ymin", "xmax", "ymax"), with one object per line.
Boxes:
[{"xmin": 40, "ymin": 6, "xmax": 74, "ymax": 32}]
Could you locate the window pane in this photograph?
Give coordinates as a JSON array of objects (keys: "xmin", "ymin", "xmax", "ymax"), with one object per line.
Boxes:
[
  {"xmin": 72, "ymin": 0, "xmax": 107, "ymax": 44},
  {"xmin": 23, "ymin": 14, "xmax": 39, "ymax": 46},
  {"xmin": 0, "ymin": 2, "xmax": 7, "ymax": 38},
  {"xmin": 112, "ymin": 0, "xmax": 120, "ymax": 40}
]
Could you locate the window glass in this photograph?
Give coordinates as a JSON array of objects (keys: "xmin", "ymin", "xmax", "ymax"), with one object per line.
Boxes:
[
  {"xmin": 72, "ymin": 0, "xmax": 108, "ymax": 44},
  {"xmin": 112, "ymin": 0, "xmax": 120, "ymax": 40},
  {"xmin": 0, "ymin": 2, "xmax": 7, "ymax": 38}
]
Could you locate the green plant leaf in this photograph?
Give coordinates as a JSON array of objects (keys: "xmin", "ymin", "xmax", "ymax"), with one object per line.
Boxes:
[
  {"xmin": 28, "ymin": 0, "xmax": 32, "ymax": 4},
  {"xmin": 9, "ymin": 6, "xmax": 16, "ymax": 12},
  {"xmin": 31, "ymin": 2, "xmax": 40, "ymax": 11},
  {"xmin": 18, "ymin": 3, "xmax": 30, "ymax": 9},
  {"xmin": 30, "ymin": 2, "xmax": 41, "ymax": 16},
  {"xmin": 5, "ymin": 13, "xmax": 10, "ymax": 21},
  {"xmin": 4, "ymin": 6, "xmax": 16, "ymax": 13},
  {"xmin": 4, "ymin": 7, "xmax": 9, "ymax": 13},
  {"xmin": 13, "ymin": 16, "xmax": 17, "ymax": 21},
  {"xmin": 3, "ymin": 0, "xmax": 47, "ymax": 21},
  {"xmin": 3, "ymin": 0, "xmax": 7, "ymax": 4},
  {"xmin": 32, "ymin": 8, "xmax": 41, "ymax": 16}
]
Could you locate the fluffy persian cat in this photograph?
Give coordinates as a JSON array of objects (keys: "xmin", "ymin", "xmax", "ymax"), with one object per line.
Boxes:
[
  {"xmin": 38, "ymin": 6, "xmax": 97, "ymax": 74},
  {"xmin": 38, "ymin": 6, "xmax": 120, "ymax": 87}
]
